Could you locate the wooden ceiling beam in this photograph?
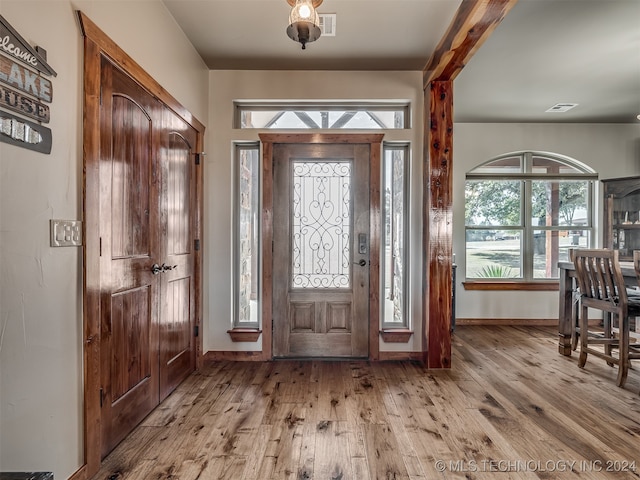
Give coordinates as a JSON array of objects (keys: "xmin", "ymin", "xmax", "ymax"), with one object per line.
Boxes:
[{"xmin": 423, "ymin": 0, "xmax": 518, "ymax": 89}]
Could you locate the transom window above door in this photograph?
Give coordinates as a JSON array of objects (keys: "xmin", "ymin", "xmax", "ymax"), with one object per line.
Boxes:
[{"xmin": 234, "ymin": 101, "xmax": 409, "ymax": 129}]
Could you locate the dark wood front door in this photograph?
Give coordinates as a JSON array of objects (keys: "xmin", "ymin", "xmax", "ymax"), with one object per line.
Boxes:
[
  {"xmin": 272, "ymin": 143, "xmax": 371, "ymax": 357},
  {"xmin": 99, "ymin": 57, "xmax": 196, "ymax": 457}
]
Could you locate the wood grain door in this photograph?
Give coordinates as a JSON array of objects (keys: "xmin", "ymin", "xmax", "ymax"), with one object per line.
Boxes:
[
  {"xmin": 99, "ymin": 57, "xmax": 161, "ymax": 457},
  {"xmin": 273, "ymin": 143, "xmax": 370, "ymax": 357},
  {"xmin": 98, "ymin": 58, "xmax": 197, "ymax": 457},
  {"xmin": 158, "ymin": 107, "xmax": 197, "ymax": 400}
]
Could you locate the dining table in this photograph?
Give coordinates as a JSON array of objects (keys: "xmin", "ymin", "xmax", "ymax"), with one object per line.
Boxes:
[{"xmin": 557, "ymin": 259, "xmax": 637, "ymax": 356}]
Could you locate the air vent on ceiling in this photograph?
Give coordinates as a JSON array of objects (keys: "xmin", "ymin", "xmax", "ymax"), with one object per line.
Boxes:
[
  {"xmin": 545, "ymin": 103, "xmax": 578, "ymax": 113},
  {"xmin": 319, "ymin": 13, "xmax": 336, "ymax": 36}
]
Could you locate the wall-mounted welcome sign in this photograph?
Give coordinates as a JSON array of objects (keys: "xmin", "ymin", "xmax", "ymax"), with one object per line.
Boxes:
[{"xmin": 0, "ymin": 14, "xmax": 56, "ymax": 154}]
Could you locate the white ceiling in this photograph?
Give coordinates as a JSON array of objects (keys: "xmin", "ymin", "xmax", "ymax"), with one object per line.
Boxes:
[{"xmin": 162, "ymin": 0, "xmax": 640, "ymax": 123}]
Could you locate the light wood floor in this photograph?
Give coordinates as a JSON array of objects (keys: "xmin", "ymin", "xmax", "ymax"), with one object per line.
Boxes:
[{"xmin": 90, "ymin": 326, "xmax": 640, "ymax": 479}]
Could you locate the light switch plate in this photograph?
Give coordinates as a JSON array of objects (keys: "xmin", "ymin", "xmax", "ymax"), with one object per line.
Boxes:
[{"xmin": 50, "ymin": 219, "xmax": 82, "ymax": 247}]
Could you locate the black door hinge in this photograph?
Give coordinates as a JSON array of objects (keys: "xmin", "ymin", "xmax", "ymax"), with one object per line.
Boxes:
[
  {"xmin": 194, "ymin": 325, "xmax": 199, "ymax": 337},
  {"xmin": 195, "ymin": 152, "xmax": 205, "ymax": 165},
  {"xmin": 99, "ymin": 387, "xmax": 104, "ymax": 408},
  {"xmin": 194, "ymin": 239, "xmax": 200, "ymax": 251}
]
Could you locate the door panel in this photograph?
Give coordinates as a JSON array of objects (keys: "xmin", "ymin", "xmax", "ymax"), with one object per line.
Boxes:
[
  {"xmin": 110, "ymin": 96, "xmax": 152, "ymax": 258},
  {"xmin": 273, "ymin": 143, "xmax": 370, "ymax": 357},
  {"xmin": 327, "ymin": 302, "xmax": 350, "ymax": 331},
  {"xmin": 99, "ymin": 57, "xmax": 161, "ymax": 458},
  {"xmin": 110, "ymin": 287, "xmax": 152, "ymax": 402},
  {"xmin": 161, "ymin": 276, "xmax": 192, "ymax": 397},
  {"xmin": 167, "ymin": 131, "xmax": 191, "ymax": 255}
]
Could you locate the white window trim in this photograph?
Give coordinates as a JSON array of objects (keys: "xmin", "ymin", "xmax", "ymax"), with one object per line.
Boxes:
[
  {"xmin": 232, "ymin": 142, "xmax": 261, "ymax": 329},
  {"xmin": 382, "ymin": 142, "xmax": 410, "ymax": 329},
  {"xmin": 233, "ymin": 100, "xmax": 410, "ymax": 130},
  {"xmin": 464, "ymin": 151, "xmax": 597, "ymax": 283}
]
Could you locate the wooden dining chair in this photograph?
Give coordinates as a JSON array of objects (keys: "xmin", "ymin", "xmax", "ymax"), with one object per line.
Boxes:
[
  {"xmin": 569, "ymin": 248, "xmax": 582, "ymax": 351},
  {"xmin": 573, "ymin": 248, "xmax": 640, "ymax": 387},
  {"xmin": 629, "ymin": 251, "xmax": 640, "ymax": 363}
]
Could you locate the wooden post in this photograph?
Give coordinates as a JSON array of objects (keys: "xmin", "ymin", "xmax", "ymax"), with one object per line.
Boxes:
[
  {"xmin": 420, "ymin": 0, "xmax": 518, "ymax": 368},
  {"xmin": 423, "ymin": 80, "xmax": 453, "ymax": 368}
]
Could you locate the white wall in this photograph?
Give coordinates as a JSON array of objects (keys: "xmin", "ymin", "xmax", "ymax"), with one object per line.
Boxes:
[
  {"xmin": 453, "ymin": 123, "xmax": 640, "ymax": 320},
  {"xmin": 0, "ymin": 1, "xmax": 208, "ymax": 478},
  {"xmin": 206, "ymin": 70, "xmax": 425, "ymax": 353}
]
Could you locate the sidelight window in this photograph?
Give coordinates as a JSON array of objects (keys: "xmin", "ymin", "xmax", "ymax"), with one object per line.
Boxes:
[
  {"xmin": 233, "ymin": 143, "xmax": 260, "ymax": 328},
  {"xmin": 382, "ymin": 143, "xmax": 409, "ymax": 328}
]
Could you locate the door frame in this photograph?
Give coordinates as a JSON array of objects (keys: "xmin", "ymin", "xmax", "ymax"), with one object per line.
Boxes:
[
  {"xmin": 259, "ymin": 133, "xmax": 383, "ymax": 361},
  {"xmin": 79, "ymin": 12, "xmax": 205, "ymax": 477}
]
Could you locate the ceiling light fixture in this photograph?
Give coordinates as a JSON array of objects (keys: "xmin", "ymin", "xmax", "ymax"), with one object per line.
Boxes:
[{"xmin": 286, "ymin": 0, "xmax": 322, "ymax": 50}]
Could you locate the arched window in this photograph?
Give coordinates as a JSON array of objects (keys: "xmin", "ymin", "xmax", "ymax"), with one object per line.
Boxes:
[{"xmin": 465, "ymin": 151, "xmax": 597, "ymax": 282}]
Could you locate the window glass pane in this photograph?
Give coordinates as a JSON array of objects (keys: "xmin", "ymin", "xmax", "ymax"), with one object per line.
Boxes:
[
  {"xmin": 532, "ymin": 229, "xmax": 590, "ymax": 278},
  {"xmin": 339, "ymin": 111, "xmax": 385, "ymax": 129},
  {"xmin": 472, "ymin": 155, "xmax": 522, "ymax": 174},
  {"xmin": 466, "ymin": 229, "xmax": 522, "ymax": 278},
  {"xmin": 531, "ymin": 181, "xmax": 589, "ymax": 227},
  {"xmin": 383, "ymin": 147, "xmax": 407, "ymax": 326},
  {"xmin": 271, "ymin": 111, "xmax": 315, "ymax": 129},
  {"xmin": 292, "ymin": 161, "xmax": 351, "ymax": 289},
  {"xmin": 532, "ymin": 156, "xmax": 585, "ymax": 174},
  {"xmin": 236, "ymin": 146, "xmax": 260, "ymax": 326},
  {"xmin": 241, "ymin": 111, "xmax": 279, "ymax": 128},
  {"xmin": 465, "ymin": 180, "xmax": 522, "ymax": 226}
]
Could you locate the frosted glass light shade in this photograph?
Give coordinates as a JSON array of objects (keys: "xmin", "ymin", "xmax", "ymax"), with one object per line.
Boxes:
[
  {"xmin": 287, "ymin": 0, "xmax": 321, "ymax": 49},
  {"xmin": 289, "ymin": 0, "xmax": 319, "ymax": 24}
]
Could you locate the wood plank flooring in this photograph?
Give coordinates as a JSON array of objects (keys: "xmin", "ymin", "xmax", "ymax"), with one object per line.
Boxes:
[{"xmin": 90, "ymin": 326, "xmax": 640, "ymax": 479}]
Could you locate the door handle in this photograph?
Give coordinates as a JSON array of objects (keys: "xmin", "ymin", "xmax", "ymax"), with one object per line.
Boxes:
[
  {"xmin": 151, "ymin": 263, "xmax": 177, "ymax": 274},
  {"xmin": 353, "ymin": 259, "xmax": 367, "ymax": 267}
]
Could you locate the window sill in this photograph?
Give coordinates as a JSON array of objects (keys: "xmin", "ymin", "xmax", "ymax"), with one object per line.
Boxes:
[
  {"xmin": 463, "ymin": 281, "xmax": 559, "ymax": 291},
  {"xmin": 227, "ymin": 328, "xmax": 262, "ymax": 342},
  {"xmin": 380, "ymin": 329, "xmax": 413, "ymax": 343}
]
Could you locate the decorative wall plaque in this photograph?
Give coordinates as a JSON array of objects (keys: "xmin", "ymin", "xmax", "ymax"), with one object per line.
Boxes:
[{"xmin": 0, "ymin": 14, "xmax": 55, "ymax": 154}]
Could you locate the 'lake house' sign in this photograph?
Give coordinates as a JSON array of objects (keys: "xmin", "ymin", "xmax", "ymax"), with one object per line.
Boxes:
[{"xmin": 0, "ymin": 14, "xmax": 56, "ymax": 154}]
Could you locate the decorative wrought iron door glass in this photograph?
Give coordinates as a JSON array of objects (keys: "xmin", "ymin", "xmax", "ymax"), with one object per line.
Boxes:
[{"xmin": 291, "ymin": 161, "xmax": 352, "ymax": 289}]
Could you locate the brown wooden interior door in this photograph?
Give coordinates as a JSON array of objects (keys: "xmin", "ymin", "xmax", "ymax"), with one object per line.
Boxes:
[
  {"xmin": 158, "ymin": 107, "xmax": 197, "ymax": 401},
  {"xmin": 98, "ymin": 58, "xmax": 197, "ymax": 458},
  {"xmin": 273, "ymin": 143, "xmax": 370, "ymax": 357},
  {"xmin": 99, "ymin": 56, "xmax": 161, "ymax": 458}
]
